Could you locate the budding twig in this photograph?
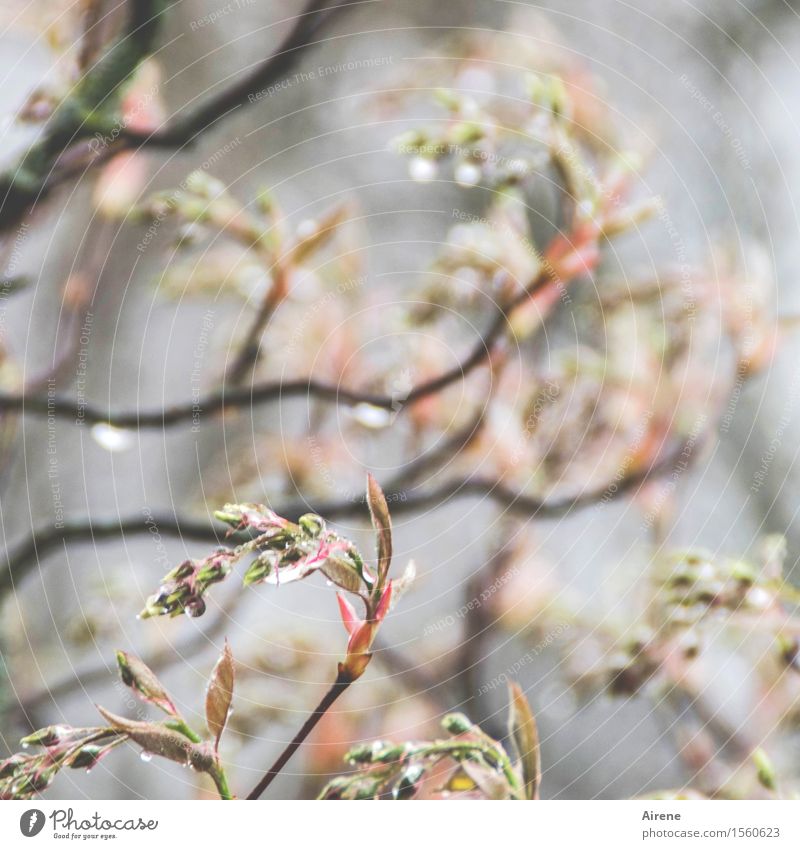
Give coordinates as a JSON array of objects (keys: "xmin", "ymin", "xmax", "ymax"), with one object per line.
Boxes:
[{"xmin": 246, "ymin": 667, "xmax": 352, "ymax": 800}]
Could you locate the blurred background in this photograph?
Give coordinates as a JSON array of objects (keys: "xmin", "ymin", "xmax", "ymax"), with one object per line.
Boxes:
[{"xmin": 1, "ymin": 0, "xmax": 799, "ymax": 800}]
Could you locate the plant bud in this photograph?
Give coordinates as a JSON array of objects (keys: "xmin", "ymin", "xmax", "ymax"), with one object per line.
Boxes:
[
  {"xmin": 394, "ymin": 764, "xmax": 425, "ymax": 799},
  {"xmin": 298, "ymin": 514, "xmax": 325, "ymax": 537},
  {"xmin": 0, "ymin": 754, "xmax": 26, "ymax": 779},
  {"xmin": 753, "ymin": 748, "xmax": 778, "ymax": 791},
  {"xmin": 442, "ymin": 713, "xmax": 473, "ymax": 735}
]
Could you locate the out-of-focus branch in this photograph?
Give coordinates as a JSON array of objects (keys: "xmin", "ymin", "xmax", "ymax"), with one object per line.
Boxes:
[
  {"xmin": 0, "ymin": 511, "xmax": 239, "ymax": 596},
  {"xmin": 383, "ymin": 402, "xmax": 490, "ymax": 492},
  {"xmin": 0, "ymin": 436, "xmax": 695, "ymax": 595},
  {"xmin": 17, "ymin": 590, "xmax": 240, "ymax": 715},
  {"xmin": 0, "ymin": 1, "xmax": 350, "ymax": 235},
  {"xmin": 0, "ymin": 0, "xmax": 168, "ymax": 233},
  {"xmin": 123, "ymin": 0, "xmax": 350, "ymax": 149},
  {"xmin": 0, "ymin": 261, "xmax": 559, "ymax": 428},
  {"xmin": 78, "ymin": 0, "xmax": 115, "ymax": 71}
]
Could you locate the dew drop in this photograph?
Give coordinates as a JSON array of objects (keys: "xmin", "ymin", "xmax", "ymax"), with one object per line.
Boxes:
[
  {"xmin": 351, "ymin": 403, "xmax": 392, "ymax": 429},
  {"xmin": 296, "ymin": 218, "xmax": 318, "ymax": 240},
  {"xmin": 455, "ymin": 161, "xmax": 482, "ymax": 187},
  {"xmin": 748, "ymin": 587, "xmax": 773, "ymax": 610},
  {"xmin": 140, "ymin": 751, "xmax": 153, "ymax": 763},
  {"xmin": 409, "ymin": 157, "xmax": 437, "ymax": 183},
  {"xmin": 21, "ymin": 742, "xmax": 29, "ymax": 749},
  {"xmin": 91, "ymin": 422, "xmax": 134, "ymax": 453}
]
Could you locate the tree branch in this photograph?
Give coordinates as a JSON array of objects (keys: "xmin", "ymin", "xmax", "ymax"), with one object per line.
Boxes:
[
  {"xmin": 124, "ymin": 0, "xmax": 351, "ymax": 149},
  {"xmin": 0, "ymin": 438, "xmax": 693, "ymax": 596},
  {"xmin": 246, "ymin": 666, "xmax": 352, "ymax": 799},
  {"xmin": 0, "ymin": 264, "xmax": 554, "ymax": 429},
  {"xmin": 0, "ymin": 1, "xmax": 350, "ymax": 235},
  {"xmin": 0, "ymin": 0, "xmax": 169, "ymax": 233}
]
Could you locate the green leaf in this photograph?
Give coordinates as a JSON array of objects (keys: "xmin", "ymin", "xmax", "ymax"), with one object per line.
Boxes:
[
  {"xmin": 507, "ymin": 682, "xmax": 541, "ymax": 800},
  {"xmin": 366, "ymin": 473, "xmax": 392, "ymax": 584},
  {"xmin": 205, "ymin": 641, "xmax": 235, "ymax": 750},
  {"xmin": 243, "ymin": 552, "xmax": 274, "ymax": 585}
]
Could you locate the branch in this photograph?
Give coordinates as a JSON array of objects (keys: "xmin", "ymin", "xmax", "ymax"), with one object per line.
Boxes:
[
  {"xmin": 0, "ymin": 439, "xmax": 692, "ymax": 595},
  {"xmin": 0, "ymin": 510, "xmax": 242, "ymax": 596},
  {"xmin": 246, "ymin": 666, "xmax": 351, "ymax": 799},
  {"xmin": 123, "ymin": 0, "xmax": 350, "ymax": 149},
  {"xmin": 0, "ymin": 1, "xmax": 349, "ymax": 235},
  {"xmin": 0, "ymin": 0, "xmax": 168, "ymax": 233},
  {"xmin": 0, "ymin": 265, "xmax": 555, "ymax": 429},
  {"xmin": 383, "ymin": 401, "xmax": 489, "ymax": 492}
]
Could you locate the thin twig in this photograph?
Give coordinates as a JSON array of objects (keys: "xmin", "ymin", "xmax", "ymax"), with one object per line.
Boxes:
[
  {"xmin": 0, "ymin": 265, "xmax": 555, "ymax": 429},
  {"xmin": 0, "ymin": 439, "xmax": 691, "ymax": 595},
  {"xmin": 123, "ymin": 0, "xmax": 350, "ymax": 149},
  {"xmin": 246, "ymin": 667, "xmax": 351, "ymax": 799}
]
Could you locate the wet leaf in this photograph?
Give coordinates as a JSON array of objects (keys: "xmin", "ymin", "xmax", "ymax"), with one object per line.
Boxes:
[
  {"xmin": 96, "ymin": 706, "xmax": 214, "ymax": 773},
  {"xmin": 508, "ymin": 682, "xmax": 541, "ymax": 800},
  {"xmin": 366, "ymin": 473, "xmax": 392, "ymax": 583},
  {"xmin": 116, "ymin": 651, "xmax": 177, "ymax": 716},
  {"xmin": 205, "ymin": 641, "xmax": 235, "ymax": 750},
  {"xmin": 322, "ymin": 556, "xmax": 363, "ymax": 593}
]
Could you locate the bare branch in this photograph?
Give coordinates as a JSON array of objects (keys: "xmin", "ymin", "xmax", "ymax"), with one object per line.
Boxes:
[
  {"xmin": 123, "ymin": 0, "xmax": 351, "ymax": 149},
  {"xmin": 0, "ymin": 437, "xmax": 695, "ymax": 595},
  {"xmin": 0, "ymin": 265, "xmax": 555, "ymax": 428}
]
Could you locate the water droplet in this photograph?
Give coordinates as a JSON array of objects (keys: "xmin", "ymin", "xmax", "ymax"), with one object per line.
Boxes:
[
  {"xmin": 455, "ymin": 161, "xmax": 482, "ymax": 187},
  {"xmin": 140, "ymin": 751, "xmax": 153, "ymax": 763},
  {"xmin": 409, "ymin": 157, "xmax": 437, "ymax": 183},
  {"xmin": 747, "ymin": 587, "xmax": 773, "ymax": 610},
  {"xmin": 21, "ymin": 742, "xmax": 29, "ymax": 749},
  {"xmin": 296, "ymin": 218, "xmax": 318, "ymax": 239},
  {"xmin": 350, "ymin": 403, "xmax": 392, "ymax": 429},
  {"xmin": 91, "ymin": 422, "xmax": 134, "ymax": 453}
]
